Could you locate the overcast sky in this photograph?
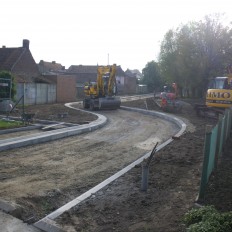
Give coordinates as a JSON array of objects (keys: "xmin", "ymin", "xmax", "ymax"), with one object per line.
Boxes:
[{"xmin": 1, "ymin": 0, "xmax": 231, "ymax": 72}]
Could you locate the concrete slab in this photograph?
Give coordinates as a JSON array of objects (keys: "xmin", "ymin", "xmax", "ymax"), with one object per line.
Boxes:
[
  {"xmin": 34, "ymin": 218, "xmax": 64, "ymax": 232},
  {"xmin": 0, "ymin": 210, "xmax": 41, "ymax": 232}
]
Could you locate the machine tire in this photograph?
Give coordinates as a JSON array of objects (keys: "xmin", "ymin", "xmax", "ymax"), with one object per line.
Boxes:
[
  {"xmin": 83, "ymin": 99, "xmax": 90, "ymax": 109},
  {"xmin": 90, "ymin": 101, "xmax": 95, "ymax": 111}
]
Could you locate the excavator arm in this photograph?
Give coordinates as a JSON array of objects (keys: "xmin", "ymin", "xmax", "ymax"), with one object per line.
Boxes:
[
  {"xmin": 107, "ymin": 64, "xmax": 117, "ymax": 96},
  {"xmin": 97, "ymin": 64, "xmax": 117, "ymax": 97}
]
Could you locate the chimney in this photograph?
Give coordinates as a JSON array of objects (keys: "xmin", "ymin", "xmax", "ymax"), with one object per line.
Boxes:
[
  {"xmin": 23, "ymin": 39, "xmax": 30, "ymax": 49},
  {"xmin": 52, "ymin": 61, "xmax": 56, "ymax": 64}
]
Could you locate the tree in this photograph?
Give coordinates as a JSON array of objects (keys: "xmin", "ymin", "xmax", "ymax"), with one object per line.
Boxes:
[
  {"xmin": 159, "ymin": 14, "xmax": 232, "ymax": 98},
  {"xmin": 0, "ymin": 71, "xmax": 17, "ymax": 100},
  {"xmin": 141, "ymin": 61, "xmax": 163, "ymax": 92}
]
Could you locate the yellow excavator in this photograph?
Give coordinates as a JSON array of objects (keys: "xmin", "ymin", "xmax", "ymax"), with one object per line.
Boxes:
[
  {"xmin": 83, "ymin": 64, "xmax": 121, "ymax": 110},
  {"xmin": 206, "ymin": 75, "xmax": 232, "ymax": 108},
  {"xmin": 195, "ymin": 67, "xmax": 232, "ymax": 117}
]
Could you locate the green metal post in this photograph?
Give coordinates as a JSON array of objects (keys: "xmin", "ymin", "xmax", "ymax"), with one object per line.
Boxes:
[{"xmin": 198, "ymin": 125, "xmax": 212, "ymax": 200}]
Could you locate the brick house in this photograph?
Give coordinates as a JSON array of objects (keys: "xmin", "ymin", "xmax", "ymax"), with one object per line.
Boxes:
[
  {"xmin": 37, "ymin": 60, "xmax": 76, "ymax": 103},
  {"xmin": 38, "ymin": 60, "xmax": 65, "ymax": 74},
  {"xmin": 43, "ymin": 74, "xmax": 76, "ymax": 103},
  {"xmin": 0, "ymin": 39, "xmax": 41, "ymax": 83},
  {"xmin": 124, "ymin": 69, "xmax": 138, "ymax": 94},
  {"xmin": 37, "ymin": 60, "xmax": 138, "ymax": 98},
  {"xmin": 0, "ymin": 39, "xmax": 56, "ymax": 105},
  {"xmin": 66, "ymin": 65, "xmax": 137, "ymax": 98},
  {"xmin": 0, "ymin": 40, "xmax": 76, "ymax": 104}
]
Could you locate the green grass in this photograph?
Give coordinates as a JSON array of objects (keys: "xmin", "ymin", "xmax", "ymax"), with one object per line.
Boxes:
[{"xmin": 0, "ymin": 119, "xmax": 24, "ymax": 129}]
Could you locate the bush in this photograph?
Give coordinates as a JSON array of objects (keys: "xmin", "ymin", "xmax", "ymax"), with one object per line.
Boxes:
[
  {"xmin": 0, "ymin": 71, "xmax": 17, "ymax": 100},
  {"xmin": 183, "ymin": 206, "xmax": 232, "ymax": 232},
  {"xmin": 183, "ymin": 205, "xmax": 217, "ymax": 226}
]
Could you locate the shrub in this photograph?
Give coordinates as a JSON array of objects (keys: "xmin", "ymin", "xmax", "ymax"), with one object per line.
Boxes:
[
  {"xmin": 0, "ymin": 71, "xmax": 17, "ymax": 100},
  {"xmin": 183, "ymin": 206, "xmax": 232, "ymax": 232},
  {"xmin": 183, "ymin": 205, "xmax": 217, "ymax": 226}
]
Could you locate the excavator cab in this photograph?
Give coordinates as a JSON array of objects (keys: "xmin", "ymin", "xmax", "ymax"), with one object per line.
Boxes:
[
  {"xmin": 206, "ymin": 77, "xmax": 232, "ymax": 108},
  {"xmin": 195, "ymin": 67, "xmax": 232, "ymax": 118},
  {"xmin": 207, "ymin": 77, "xmax": 229, "ymax": 89},
  {"xmin": 84, "ymin": 82, "xmax": 98, "ymax": 96}
]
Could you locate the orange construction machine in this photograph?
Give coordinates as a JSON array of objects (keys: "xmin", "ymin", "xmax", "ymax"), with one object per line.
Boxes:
[{"xmin": 155, "ymin": 83, "xmax": 182, "ymax": 112}]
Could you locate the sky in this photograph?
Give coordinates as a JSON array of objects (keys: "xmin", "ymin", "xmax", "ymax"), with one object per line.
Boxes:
[{"xmin": 1, "ymin": 0, "xmax": 231, "ymax": 72}]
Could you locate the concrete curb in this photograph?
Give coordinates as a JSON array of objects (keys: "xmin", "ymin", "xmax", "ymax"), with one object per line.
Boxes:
[
  {"xmin": 0, "ymin": 200, "xmax": 23, "ymax": 218},
  {"xmin": 34, "ymin": 106, "xmax": 187, "ymax": 231},
  {"xmin": 33, "ymin": 218, "xmax": 64, "ymax": 232},
  {"xmin": 0, "ymin": 109, "xmax": 107, "ymax": 152},
  {"xmin": 120, "ymin": 106, "xmax": 186, "ymax": 137}
]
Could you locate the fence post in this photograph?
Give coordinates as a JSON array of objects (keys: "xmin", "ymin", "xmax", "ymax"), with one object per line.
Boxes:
[
  {"xmin": 141, "ymin": 164, "xmax": 149, "ymax": 191},
  {"xmin": 227, "ymin": 108, "xmax": 232, "ymax": 137},
  {"xmin": 198, "ymin": 125, "xmax": 212, "ymax": 201},
  {"xmin": 215, "ymin": 115, "xmax": 223, "ymax": 169},
  {"xmin": 225, "ymin": 109, "xmax": 229, "ymax": 141},
  {"xmin": 141, "ymin": 143, "xmax": 158, "ymax": 192}
]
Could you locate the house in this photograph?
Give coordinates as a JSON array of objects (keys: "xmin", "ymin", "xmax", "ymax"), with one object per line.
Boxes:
[
  {"xmin": 37, "ymin": 60, "xmax": 76, "ymax": 103},
  {"xmin": 0, "ymin": 39, "xmax": 41, "ymax": 83},
  {"xmin": 43, "ymin": 74, "xmax": 76, "ymax": 103},
  {"xmin": 126, "ymin": 69, "xmax": 148, "ymax": 94},
  {"xmin": 124, "ymin": 69, "xmax": 138, "ymax": 94},
  {"xmin": 65, "ymin": 65, "xmax": 137, "ymax": 98},
  {"xmin": 0, "ymin": 39, "xmax": 138, "ymax": 107},
  {"xmin": 0, "ymin": 40, "xmax": 76, "ymax": 105},
  {"xmin": 38, "ymin": 60, "xmax": 65, "ymax": 74},
  {"xmin": 67, "ymin": 65, "xmax": 97, "ymax": 83},
  {"xmin": 127, "ymin": 69, "xmax": 143, "ymax": 81},
  {"xmin": 0, "ymin": 39, "xmax": 56, "ymax": 105}
]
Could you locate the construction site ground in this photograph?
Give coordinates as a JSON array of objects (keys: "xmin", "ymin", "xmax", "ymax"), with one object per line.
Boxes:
[{"xmin": 0, "ymin": 98, "xmax": 231, "ymax": 232}]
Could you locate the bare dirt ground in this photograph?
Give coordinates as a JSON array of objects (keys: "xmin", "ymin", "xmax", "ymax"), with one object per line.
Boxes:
[
  {"xmin": 7, "ymin": 103, "xmax": 98, "ymax": 125},
  {"xmin": 0, "ymin": 98, "xmax": 231, "ymax": 232},
  {"xmin": 0, "ymin": 99, "xmax": 178, "ymax": 225}
]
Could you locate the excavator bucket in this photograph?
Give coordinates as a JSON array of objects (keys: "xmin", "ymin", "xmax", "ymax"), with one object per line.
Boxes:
[{"xmin": 99, "ymin": 96, "xmax": 121, "ymax": 110}]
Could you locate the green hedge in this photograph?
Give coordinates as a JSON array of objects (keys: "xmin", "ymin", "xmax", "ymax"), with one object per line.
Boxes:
[{"xmin": 183, "ymin": 206, "xmax": 232, "ymax": 232}]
